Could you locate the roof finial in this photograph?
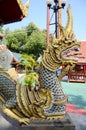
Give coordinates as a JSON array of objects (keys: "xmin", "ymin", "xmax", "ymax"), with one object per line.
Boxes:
[{"xmin": 24, "ymin": 0, "xmax": 29, "ymax": 9}]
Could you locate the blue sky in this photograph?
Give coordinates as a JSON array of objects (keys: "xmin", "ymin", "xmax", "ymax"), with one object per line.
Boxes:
[{"xmin": 3, "ymin": 0, "xmax": 86, "ymax": 41}]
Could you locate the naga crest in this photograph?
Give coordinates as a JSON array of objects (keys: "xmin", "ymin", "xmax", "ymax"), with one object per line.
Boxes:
[{"xmin": 42, "ymin": 5, "xmax": 80, "ymax": 72}]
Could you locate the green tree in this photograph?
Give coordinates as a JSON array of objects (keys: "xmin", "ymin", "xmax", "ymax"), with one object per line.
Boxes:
[
  {"xmin": 4, "ymin": 22, "xmax": 46, "ymax": 58},
  {"xmin": 25, "ymin": 30, "xmax": 46, "ymax": 57},
  {"xmin": 26, "ymin": 22, "xmax": 40, "ymax": 37},
  {"xmin": 5, "ymin": 29, "xmax": 27, "ymax": 53}
]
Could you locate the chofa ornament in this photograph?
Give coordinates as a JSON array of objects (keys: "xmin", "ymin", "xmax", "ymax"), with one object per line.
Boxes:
[{"xmin": 0, "ymin": 5, "xmax": 80, "ymax": 125}]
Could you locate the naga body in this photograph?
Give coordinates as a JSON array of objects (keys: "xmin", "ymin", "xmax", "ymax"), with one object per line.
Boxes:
[{"xmin": 0, "ymin": 5, "xmax": 80, "ymax": 125}]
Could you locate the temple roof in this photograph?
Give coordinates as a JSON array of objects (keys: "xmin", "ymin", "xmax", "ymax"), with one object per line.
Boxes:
[
  {"xmin": 77, "ymin": 41, "xmax": 86, "ymax": 64},
  {"xmin": 0, "ymin": 0, "xmax": 29, "ymax": 25}
]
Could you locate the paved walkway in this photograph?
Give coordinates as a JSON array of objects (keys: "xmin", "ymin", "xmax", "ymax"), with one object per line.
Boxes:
[
  {"xmin": 69, "ymin": 112, "xmax": 86, "ymax": 130},
  {"xmin": 0, "ymin": 111, "xmax": 86, "ymax": 130}
]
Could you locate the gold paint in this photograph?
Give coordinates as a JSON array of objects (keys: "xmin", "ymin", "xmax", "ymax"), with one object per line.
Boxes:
[{"xmin": 16, "ymin": 0, "xmax": 29, "ymax": 17}]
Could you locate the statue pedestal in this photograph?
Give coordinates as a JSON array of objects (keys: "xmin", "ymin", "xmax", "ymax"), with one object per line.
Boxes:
[{"xmin": 21, "ymin": 113, "xmax": 75, "ymax": 130}]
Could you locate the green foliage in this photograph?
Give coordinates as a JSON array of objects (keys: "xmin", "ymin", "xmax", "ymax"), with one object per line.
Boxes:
[
  {"xmin": 24, "ymin": 71, "xmax": 38, "ymax": 88},
  {"xmin": 0, "ymin": 26, "xmax": 4, "ymax": 44},
  {"xmin": 19, "ymin": 53, "xmax": 39, "ymax": 72},
  {"xmin": 26, "ymin": 22, "xmax": 40, "ymax": 37},
  {"xmin": 5, "ymin": 29, "xmax": 27, "ymax": 52},
  {"xmin": 2, "ymin": 21, "xmax": 46, "ymax": 89},
  {"xmin": 18, "ymin": 53, "xmax": 39, "ymax": 89},
  {"xmin": 0, "ymin": 26, "xmax": 3, "ymax": 33},
  {"xmin": 3, "ymin": 22, "xmax": 46, "ymax": 57},
  {"xmin": 25, "ymin": 30, "xmax": 46, "ymax": 57}
]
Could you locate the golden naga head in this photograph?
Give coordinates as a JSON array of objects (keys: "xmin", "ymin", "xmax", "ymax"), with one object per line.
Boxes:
[{"xmin": 49, "ymin": 5, "xmax": 80, "ymax": 62}]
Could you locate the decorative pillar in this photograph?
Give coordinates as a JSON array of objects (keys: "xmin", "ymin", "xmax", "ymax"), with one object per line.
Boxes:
[
  {"xmin": 57, "ymin": 1, "xmax": 62, "ymax": 38},
  {"xmin": 46, "ymin": 6, "xmax": 50, "ymax": 47}
]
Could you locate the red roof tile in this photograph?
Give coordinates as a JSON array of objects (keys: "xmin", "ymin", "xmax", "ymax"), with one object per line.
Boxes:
[
  {"xmin": 79, "ymin": 41, "xmax": 86, "ymax": 57},
  {"xmin": 78, "ymin": 41, "xmax": 86, "ymax": 64}
]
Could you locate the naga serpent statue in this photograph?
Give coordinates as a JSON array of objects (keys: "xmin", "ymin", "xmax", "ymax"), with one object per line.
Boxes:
[{"xmin": 0, "ymin": 5, "xmax": 80, "ymax": 125}]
